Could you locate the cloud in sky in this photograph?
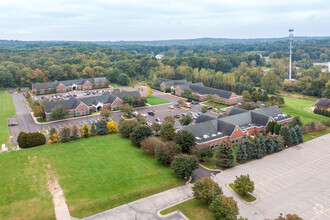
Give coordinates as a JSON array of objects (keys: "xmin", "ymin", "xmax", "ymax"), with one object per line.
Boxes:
[{"xmin": 0, "ymin": 0, "xmax": 329, "ymax": 41}]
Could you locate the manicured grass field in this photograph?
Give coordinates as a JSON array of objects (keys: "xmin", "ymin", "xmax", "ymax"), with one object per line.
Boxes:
[
  {"xmin": 160, "ymin": 198, "xmax": 214, "ymax": 220},
  {"xmin": 280, "ymin": 97, "xmax": 328, "ymax": 123},
  {"xmin": 146, "ymin": 96, "xmax": 171, "ymax": 105},
  {"xmin": 0, "ymin": 91, "xmax": 16, "ymax": 145},
  {"xmin": 202, "ymin": 101, "xmax": 227, "ymax": 110},
  {"xmin": 0, "ymin": 134, "xmax": 184, "ymax": 219},
  {"xmin": 229, "ymin": 183, "xmax": 256, "ymax": 202}
]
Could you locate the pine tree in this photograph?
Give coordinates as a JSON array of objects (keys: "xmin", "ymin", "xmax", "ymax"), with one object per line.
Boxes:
[
  {"xmin": 294, "ymin": 125, "xmax": 304, "ymax": 143},
  {"xmin": 280, "ymin": 126, "xmax": 292, "ymax": 147},
  {"xmin": 290, "ymin": 128, "xmax": 299, "ymax": 145},
  {"xmin": 245, "ymin": 140, "xmax": 255, "ymax": 160},
  {"xmin": 216, "ymin": 141, "xmax": 235, "ymax": 168},
  {"xmin": 96, "ymin": 119, "xmax": 108, "ymax": 135},
  {"xmin": 252, "ymin": 138, "xmax": 261, "ymax": 159},
  {"xmin": 273, "ymin": 136, "xmax": 283, "ymax": 152},
  {"xmin": 258, "ymin": 136, "xmax": 266, "ymax": 158},
  {"xmin": 236, "ymin": 141, "xmax": 248, "ymax": 164},
  {"xmin": 265, "ymin": 136, "xmax": 275, "ymax": 154}
]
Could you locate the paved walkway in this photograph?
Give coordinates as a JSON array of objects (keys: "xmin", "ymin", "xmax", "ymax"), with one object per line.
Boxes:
[{"xmin": 82, "ymin": 134, "xmax": 330, "ymax": 220}]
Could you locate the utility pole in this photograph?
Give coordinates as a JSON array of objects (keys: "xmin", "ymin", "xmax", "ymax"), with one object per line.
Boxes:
[{"xmin": 289, "ymin": 29, "xmax": 294, "ymax": 80}]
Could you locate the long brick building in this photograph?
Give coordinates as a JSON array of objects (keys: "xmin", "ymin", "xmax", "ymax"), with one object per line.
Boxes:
[
  {"xmin": 32, "ymin": 77, "xmax": 107, "ymax": 94},
  {"xmin": 42, "ymin": 91, "xmax": 140, "ymax": 121},
  {"xmin": 182, "ymin": 106, "xmax": 293, "ymax": 148},
  {"xmin": 158, "ymin": 78, "xmax": 243, "ymax": 104}
]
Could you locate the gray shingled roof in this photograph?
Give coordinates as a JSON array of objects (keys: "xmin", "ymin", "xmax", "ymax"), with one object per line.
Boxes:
[
  {"xmin": 42, "ymin": 98, "xmax": 82, "ymax": 113},
  {"xmin": 229, "ymin": 107, "xmax": 248, "ymax": 116},
  {"xmin": 189, "ymin": 84, "xmax": 233, "ymax": 99},
  {"xmin": 78, "ymin": 93, "xmax": 117, "ymax": 106},
  {"xmin": 315, "ymin": 98, "xmax": 330, "ymax": 109},
  {"xmin": 195, "ymin": 115, "xmax": 215, "ymax": 124},
  {"xmin": 32, "ymin": 77, "xmax": 106, "ymax": 90},
  {"xmin": 113, "ymin": 91, "xmax": 141, "ymax": 100}
]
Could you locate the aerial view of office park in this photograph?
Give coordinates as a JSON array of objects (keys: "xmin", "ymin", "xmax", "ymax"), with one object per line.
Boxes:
[{"xmin": 1, "ymin": 1, "xmax": 330, "ymax": 220}]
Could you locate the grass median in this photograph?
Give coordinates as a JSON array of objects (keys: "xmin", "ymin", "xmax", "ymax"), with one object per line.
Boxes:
[
  {"xmin": 229, "ymin": 183, "xmax": 256, "ymax": 202},
  {"xmin": 146, "ymin": 96, "xmax": 171, "ymax": 106}
]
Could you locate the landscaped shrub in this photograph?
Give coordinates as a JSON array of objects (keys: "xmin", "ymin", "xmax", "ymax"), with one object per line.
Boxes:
[
  {"xmin": 266, "ymin": 121, "xmax": 277, "ymax": 134},
  {"xmin": 120, "ymin": 104, "xmax": 134, "ymax": 118},
  {"xmin": 302, "ymin": 121, "xmax": 326, "ymax": 134},
  {"xmin": 234, "ymin": 174, "xmax": 254, "ymax": 195},
  {"xmin": 129, "ymin": 125, "xmax": 153, "ymax": 146},
  {"xmin": 90, "ymin": 122, "xmax": 96, "ymax": 136},
  {"xmin": 174, "ymin": 130, "xmax": 195, "ymax": 153},
  {"xmin": 275, "ymin": 214, "xmax": 303, "ymax": 220},
  {"xmin": 179, "ymin": 115, "xmax": 193, "ymax": 126},
  {"xmin": 151, "ymin": 121, "xmax": 161, "ymax": 135},
  {"xmin": 192, "ymin": 176, "xmax": 223, "ymax": 205},
  {"xmin": 96, "ymin": 119, "xmax": 108, "ymax": 135},
  {"xmin": 171, "ymin": 155, "xmax": 198, "ymax": 179},
  {"xmin": 290, "ymin": 128, "xmax": 298, "ymax": 145},
  {"xmin": 273, "ymin": 135, "xmax": 283, "ymax": 152},
  {"xmin": 216, "ymin": 141, "xmax": 234, "ymax": 168},
  {"xmin": 290, "ymin": 116, "xmax": 303, "ymax": 128},
  {"xmin": 191, "ymin": 144, "xmax": 213, "ymax": 161},
  {"xmin": 140, "ymin": 136, "xmax": 163, "ymax": 155},
  {"xmin": 209, "ymin": 195, "xmax": 239, "ymax": 220},
  {"xmin": 265, "ymin": 136, "xmax": 275, "ymax": 154},
  {"xmin": 118, "ymin": 118, "xmax": 138, "ymax": 137},
  {"xmin": 155, "ymin": 141, "xmax": 181, "ymax": 165},
  {"xmin": 59, "ymin": 126, "xmax": 71, "ymax": 142},
  {"xmin": 71, "ymin": 123, "xmax": 80, "ymax": 140},
  {"xmin": 314, "ymin": 108, "xmax": 330, "ymax": 117},
  {"xmin": 17, "ymin": 132, "xmax": 46, "ymax": 148},
  {"xmin": 273, "ymin": 124, "xmax": 281, "ymax": 135}
]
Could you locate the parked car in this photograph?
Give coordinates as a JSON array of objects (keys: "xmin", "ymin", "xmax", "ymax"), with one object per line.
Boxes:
[
  {"xmin": 147, "ymin": 122, "xmax": 152, "ymax": 127},
  {"xmin": 92, "ymin": 91, "xmax": 96, "ymax": 95},
  {"xmin": 182, "ymin": 113, "xmax": 187, "ymax": 116},
  {"xmin": 155, "ymin": 118, "xmax": 161, "ymax": 122},
  {"xmin": 174, "ymin": 103, "xmax": 180, "ymax": 108},
  {"xmin": 206, "ymin": 106, "xmax": 213, "ymax": 110},
  {"xmin": 191, "ymin": 101, "xmax": 199, "ymax": 105},
  {"xmin": 8, "ymin": 122, "xmax": 18, "ymax": 126},
  {"xmin": 186, "ymin": 99, "xmax": 192, "ymax": 102},
  {"xmin": 174, "ymin": 114, "xmax": 180, "ymax": 119},
  {"xmin": 141, "ymin": 113, "xmax": 147, "ymax": 117},
  {"xmin": 168, "ymin": 105, "xmax": 174, "ymax": 109},
  {"xmin": 148, "ymin": 111, "xmax": 155, "ymax": 116},
  {"xmin": 73, "ymin": 94, "xmax": 77, "ymax": 97}
]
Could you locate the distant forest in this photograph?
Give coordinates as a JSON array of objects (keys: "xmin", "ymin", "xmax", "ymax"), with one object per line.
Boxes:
[{"xmin": 0, "ymin": 38, "xmax": 329, "ymax": 98}]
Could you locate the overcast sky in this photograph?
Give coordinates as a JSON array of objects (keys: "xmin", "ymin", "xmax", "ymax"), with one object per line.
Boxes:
[{"xmin": 0, "ymin": 0, "xmax": 329, "ymax": 41}]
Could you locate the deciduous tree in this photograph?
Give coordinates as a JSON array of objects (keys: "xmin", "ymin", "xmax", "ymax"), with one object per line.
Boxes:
[
  {"xmin": 130, "ymin": 125, "xmax": 152, "ymax": 146},
  {"xmin": 171, "ymin": 155, "xmax": 198, "ymax": 179},
  {"xmin": 234, "ymin": 174, "xmax": 255, "ymax": 195},
  {"xmin": 174, "ymin": 130, "xmax": 195, "ymax": 153},
  {"xmin": 193, "ymin": 176, "xmax": 223, "ymax": 205},
  {"xmin": 209, "ymin": 195, "xmax": 239, "ymax": 220}
]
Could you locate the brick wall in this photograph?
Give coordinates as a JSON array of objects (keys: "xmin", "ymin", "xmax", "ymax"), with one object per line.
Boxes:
[{"xmin": 83, "ymin": 81, "xmax": 93, "ymax": 90}]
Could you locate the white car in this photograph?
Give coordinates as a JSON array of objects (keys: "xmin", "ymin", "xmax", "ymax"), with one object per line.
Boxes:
[
  {"xmin": 141, "ymin": 113, "xmax": 147, "ymax": 117},
  {"xmin": 133, "ymin": 111, "xmax": 139, "ymax": 117},
  {"xmin": 169, "ymin": 105, "xmax": 174, "ymax": 109}
]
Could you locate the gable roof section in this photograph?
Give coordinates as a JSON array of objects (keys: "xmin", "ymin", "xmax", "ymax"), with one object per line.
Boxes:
[
  {"xmin": 32, "ymin": 77, "xmax": 106, "ymax": 90},
  {"xmin": 113, "ymin": 90, "xmax": 141, "ymax": 100},
  {"xmin": 195, "ymin": 115, "xmax": 215, "ymax": 123},
  {"xmin": 229, "ymin": 107, "xmax": 248, "ymax": 116},
  {"xmin": 189, "ymin": 84, "xmax": 233, "ymax": 99},
  {"xmin": 42, "ymin": 97, "xmax": 81, "ymax": 113}
]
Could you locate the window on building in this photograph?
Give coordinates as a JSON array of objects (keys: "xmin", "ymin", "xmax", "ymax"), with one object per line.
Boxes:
[
  {"xmin": 77, "ymin": 112, "xmax": 80, "ymax": 115},
  {"xmin": 231, "ymin": 139, "xmax": 235, "ymax": 144},
  {"xmin": 230, "ymin": 101, "xmax": 232, "ymax": 104},
  {"xmin": 211, "ymin": 144, "xmax": 214, "ymax": 148},
  {"xmin": 85, "ymin": 110, "xmax": 88, "ymax": 114},
  {"xmin": 244, "ymin": 135, "xmax": 246, "ymax": 138},
  {"xmin": 215, "ymin": 143, "xmax": 218, "ymax": 147},
  {"xmin": 236, "ymin": 138, "xmax": 239, "ymax": 142},
  {"xmin": 70, "ymin": 112, "xmax": 74, "ymax": 116},
  {"xmin": 48, "ymin": 116, "xmax": 51, "ymax": 119},
  {"xmin": 260, "ymin": 130, "xmax": 263, "ymax": 134}
]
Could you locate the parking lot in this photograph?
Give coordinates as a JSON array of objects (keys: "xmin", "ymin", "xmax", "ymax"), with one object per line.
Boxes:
[{"xmin": 216, "ymin": 133, "xmax": 330, "ymax": 220}]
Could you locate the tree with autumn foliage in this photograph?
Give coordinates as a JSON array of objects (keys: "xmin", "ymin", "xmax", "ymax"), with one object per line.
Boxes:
[
  {"xmin": 107, "ymin": 121, "xmax": 118, "ymax": 134},
  {"xmin": 80, "ymin": 123, "xmax": 90, "ymax": 138},
  {"xmin": 48, "ymin": 127, "xmax": 58, "ymax": 144},
  {"xmin": 33, "ymin": 105, "xmax": 45, "ymax": 118},
  {"xmin": 146, "ymin": 86, "xmax": 154, "ymax": 97}
]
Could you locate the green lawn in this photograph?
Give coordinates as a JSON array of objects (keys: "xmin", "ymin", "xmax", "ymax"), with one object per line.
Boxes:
[
  {"xmin": 160, "ymin": 198, "xmax": 214, "ymax": 220},
  {"xmin": 146, "ymin": 96, "xmax": 171, "ymax": 105},
  {"xmin": 303, "ymin": 127, "xmax": 330, "ymax": 142},
  {"xmin": 280, "ymin": 97, "xmax": 328, "ymax": 123},
  {"xmin": 0, "ymin": 134, "xmax": 184, "ymax": 219},
  {"xmin": 0, "ymin": 91, "xmax": 16, "ymax": 145},
  {"xmin": 229, "ymin": 183, "xmax": 256, "ymax": 202}
]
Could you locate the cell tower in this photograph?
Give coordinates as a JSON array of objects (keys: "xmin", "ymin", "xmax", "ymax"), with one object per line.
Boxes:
[{"xmin": 289, "ymin": 29, "xmax": 294, "ymax": 80}]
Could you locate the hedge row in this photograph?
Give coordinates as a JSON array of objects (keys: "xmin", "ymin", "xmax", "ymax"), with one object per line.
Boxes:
[{"xmin": 17, "ymin": 132, "xmax": 46, "ymax": 148}]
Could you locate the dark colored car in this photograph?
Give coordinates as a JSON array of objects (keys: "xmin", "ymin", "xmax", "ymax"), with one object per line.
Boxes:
[
  {"xmin": 148, "ymin": 111, "xmax": 155, "ymax": 116},
  {"xmin": 8, "ymin": 122, "xmax": 18, "ymax": 126},
  {"xmin": 186, "ymin": 99, "xmax": 192, "ymax": 102},
  {"xmin": 206, "ymin": 106, "xmax": 213, "ymax": 110},
  {"xmin": 174, "ymin": 103, "xmax": 180, "ymax": 108},
  {"xmin": 192, "ymin": 101, "xmax": 199, "ymax": 105},
  {"xmin": 174, "ymin": 114, "xmax": 180, "ymax": 119}
]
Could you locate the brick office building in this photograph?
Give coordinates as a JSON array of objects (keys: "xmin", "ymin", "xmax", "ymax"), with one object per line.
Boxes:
[
  {"xmin": 182, "ymin": 106, "xmax": 293, "ymax": 148},
  {"xmin": 32, "ymin": 77, "xmax": 107, "ymax": 94},
  {"xmin": 42, "ymin": 91, "xmax": 140, "ymax": 121},
  {"xmin": 158, "ymin": 78, "xmax": 243, "ymax": 104}
]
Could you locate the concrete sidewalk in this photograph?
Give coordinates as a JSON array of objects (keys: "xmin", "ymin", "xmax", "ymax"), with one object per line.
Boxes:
[{"xmin": 84, "ymin": 184, "xmax": 193, "ymax": 220}]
